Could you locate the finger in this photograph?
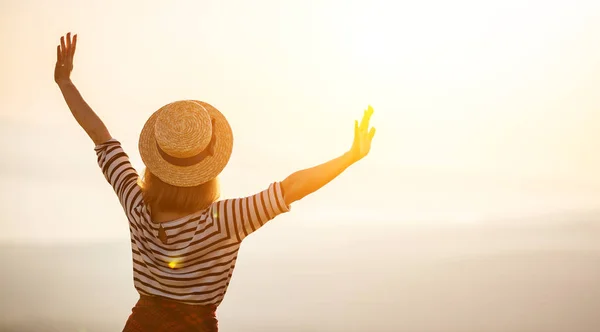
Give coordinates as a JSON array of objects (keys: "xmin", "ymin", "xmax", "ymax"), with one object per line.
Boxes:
[
  {"xmin": 56, "ymin": 45, "xmax": 62, "ymax": 63},
  {"xmin": 66, "ymin": 32, "xmax": 72, "ymax": 53},
  {"xmin": 369, "ymin": 127, "xmax": 376, "ymax": 140},
  {"xmin": 360, "ymin": 109, "xmax": 373, "ymax": 132},
  {"xmin": 60, "ymin": 36, "xmax": 66, "ymax": 55},
  {"xmin": 71, "ymin": 34, "xmax": 77, "ymax": 58},
  {"xmin": 363, "ymin": 106, "xmax": 374, "ymax": 125},
  {"xmin": 354, "ymin": 120, "xmax": 359, "ymax": 138},
  {"xmin": 359, "ymin": 110, "xmax": 367, "ymax": 131}
]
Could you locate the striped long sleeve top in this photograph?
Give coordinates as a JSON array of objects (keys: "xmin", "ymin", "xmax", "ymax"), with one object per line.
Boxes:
[{"xmin": 95, "ymin": 138, "xmax": 290, "ymax": 306}]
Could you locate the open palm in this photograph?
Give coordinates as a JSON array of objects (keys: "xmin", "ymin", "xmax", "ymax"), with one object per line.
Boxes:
[
  {"xmin": 349, "ymin": 105, "xmax": 376, "ymax": 162},
  {"xmin": 54, "ymin": 32, "xmax": 77, "ymax": 84}
]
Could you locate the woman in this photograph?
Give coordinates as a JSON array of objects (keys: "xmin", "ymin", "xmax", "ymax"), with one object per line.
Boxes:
[{"xmin": 55, "ymin": 32, "xmax": 376, "ymax": 332}]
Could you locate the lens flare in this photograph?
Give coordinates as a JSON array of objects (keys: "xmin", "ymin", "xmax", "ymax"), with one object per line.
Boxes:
[{"xmin": 168, "ymin": 258, "xmax": 181, "ymax": 269}]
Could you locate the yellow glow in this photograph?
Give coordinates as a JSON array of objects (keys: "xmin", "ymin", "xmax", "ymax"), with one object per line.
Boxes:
[
  {"xmin": 168, "ymin": 260, "xmax": 178, "ymax": 269},
  {"xmin": 2, "ymin": 0, "xmax": 600, "ymax": 242}
]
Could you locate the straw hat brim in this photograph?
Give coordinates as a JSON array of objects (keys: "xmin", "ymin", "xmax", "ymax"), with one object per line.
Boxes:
[{"xmin": 139, "ymin": 100, "xmax": 233, "ymax": 187}]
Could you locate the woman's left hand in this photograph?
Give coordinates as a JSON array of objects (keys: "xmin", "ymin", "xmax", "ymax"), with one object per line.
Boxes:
[{"xmin": 54, "ymin": 32, "xmax": 77, "ymax": 85}]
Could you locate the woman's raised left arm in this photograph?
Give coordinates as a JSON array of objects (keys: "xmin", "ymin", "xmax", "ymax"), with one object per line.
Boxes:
[{"xmin": 55, "ymin": 32, "xmax": 111, "ymax": 145}]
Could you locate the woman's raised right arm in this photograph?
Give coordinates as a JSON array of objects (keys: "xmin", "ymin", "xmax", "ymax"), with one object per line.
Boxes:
[{"xmin": 280, "ymin": 106, "xmax": 376, "ymax": 205}]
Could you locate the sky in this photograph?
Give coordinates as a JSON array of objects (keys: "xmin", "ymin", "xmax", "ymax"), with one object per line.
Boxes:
[{"xmin": 2, "ymin": 0, "xmax": 600, "ymax": 242}]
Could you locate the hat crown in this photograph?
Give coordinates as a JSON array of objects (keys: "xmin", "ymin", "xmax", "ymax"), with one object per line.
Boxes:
[{"xmin": 154, "ymin": 101, "xmax": 213, "ymax": 159}]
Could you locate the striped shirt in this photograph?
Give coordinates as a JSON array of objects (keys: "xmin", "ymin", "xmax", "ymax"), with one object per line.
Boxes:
[{"xmin": 95, "ymin": 139, "xmax": 290, "ymax": 306}]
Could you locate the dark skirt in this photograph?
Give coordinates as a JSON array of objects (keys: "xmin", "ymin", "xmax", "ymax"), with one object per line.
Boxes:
[{"xmin": 123, "ymin": 295, "xmax": 218, "ymax": 332}]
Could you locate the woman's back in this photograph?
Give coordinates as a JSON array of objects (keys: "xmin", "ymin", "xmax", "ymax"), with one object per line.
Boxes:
[
  {"xmin": 96, "ymin": 138, "xmax": 290, "ymax": 307},
  {"xmin": 152, "ymin": 211, "xmax": 196, "ymax": 243},
  {"xmin": 152, "ymin": 211, "xmax": 192, "ymax": 224}
]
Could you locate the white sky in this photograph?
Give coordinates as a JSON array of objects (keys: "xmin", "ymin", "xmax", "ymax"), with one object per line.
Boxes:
[{"xmin": 2, "ymin": 0, "xmax": 600, "ymax": 242}]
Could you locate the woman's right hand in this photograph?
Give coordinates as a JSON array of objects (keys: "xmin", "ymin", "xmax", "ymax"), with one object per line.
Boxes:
[
  {"xmin": 54, "ymin": 32, "xmax": 77, "ymax": 85},
  {"xmin": 348, "ymin": 106, "xmax": 376, "ymax": 163},
  {"xmin": 280, "ymin": 107, "xmax": 376, "ymax": 205}
]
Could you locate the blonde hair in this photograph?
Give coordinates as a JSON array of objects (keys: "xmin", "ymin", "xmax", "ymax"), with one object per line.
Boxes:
[{"xmin": 139, "ymin": 168, "xmax": 220, "ymax": 214}]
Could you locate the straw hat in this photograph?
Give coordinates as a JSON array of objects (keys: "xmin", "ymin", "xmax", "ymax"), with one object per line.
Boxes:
[{"xmin": 139, "ymin": 100, "xmax": 233, "ymax": 187}]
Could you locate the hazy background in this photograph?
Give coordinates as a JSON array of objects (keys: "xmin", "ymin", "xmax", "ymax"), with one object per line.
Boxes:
[{"xmin": 1, "ymin": 0, "xmax": 600, "ymax": 330}]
